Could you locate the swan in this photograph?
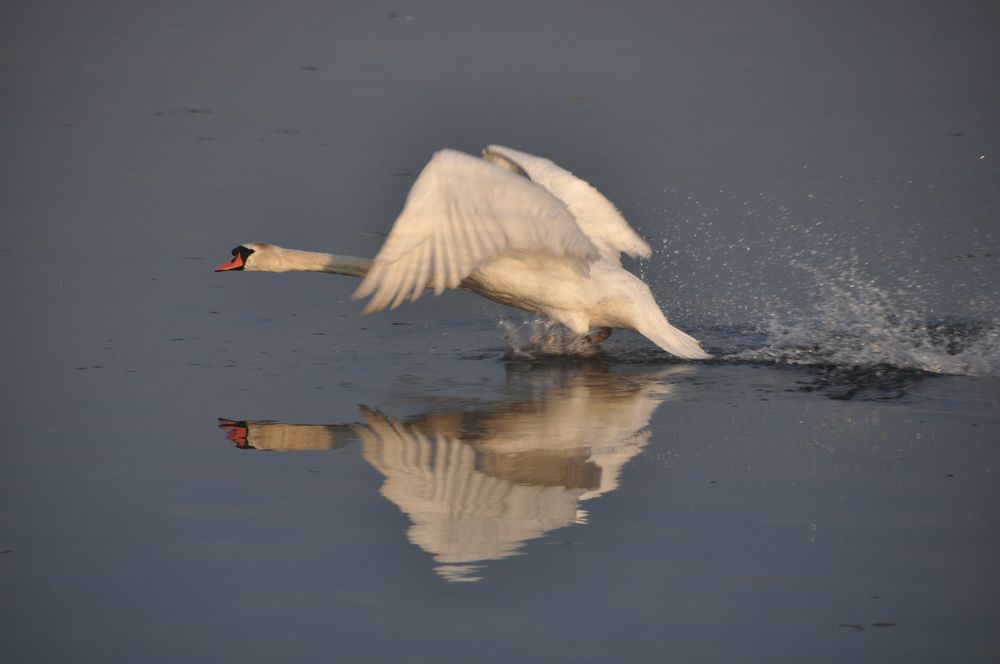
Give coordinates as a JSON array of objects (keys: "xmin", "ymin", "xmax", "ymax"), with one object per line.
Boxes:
[{"xmin": 216, "ymin": 145, "xmax": 710, "ymax": 359}]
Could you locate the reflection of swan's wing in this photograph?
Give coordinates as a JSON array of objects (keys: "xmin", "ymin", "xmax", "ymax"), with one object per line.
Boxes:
[
  {"xmin": 353, "ymin": 408, "xmax": 585, "ymax": 582},
  {"xmin": 353, "ymin": 149, "xmax": 601, "ymax": 313},
  {"xmin": 483, "ymin": 145, "xmax": 651, "ymax": 264}
]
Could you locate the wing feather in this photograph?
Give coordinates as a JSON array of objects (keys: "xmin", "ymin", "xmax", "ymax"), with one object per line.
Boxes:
[
  {"xmin": 483, "ymin": 145, "xmax": 651, "ymax": 264},
  {"xmin": 410, "ymin": 242, "xmax": 431, "ymax": 302},
  {"xmin": 443, "ymin": 209, "xmax": 463, "ymax": 288},
  {"xmin": 432, "ymin": 226, "xmax": 447, "ymax": 296},
  {"xmin": 366, "ymin": 257, "xmax": 404, "ymax": 313},
  {"xmin": 390, "ymin": 253, "xmax": 418, "ymax": 309},
  {"xmin": 352, "ymin": 261, "xmax": 378, "ymax": 300},
  {"xmin": 450, "ymin": 202, "xmax": 473, "ymax": 280},
  {"xmin": 354, "ymin": 149, "xmax": 600, "ymax": 313},
  {"xmin": 458, "ymin": 199, "xmax": 484, "ymax": 265}
]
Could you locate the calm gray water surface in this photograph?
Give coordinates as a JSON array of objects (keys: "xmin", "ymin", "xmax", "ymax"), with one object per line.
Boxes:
[{"xmin": 2, "ymin": 2, "xmax": 999, "ymax": 663}]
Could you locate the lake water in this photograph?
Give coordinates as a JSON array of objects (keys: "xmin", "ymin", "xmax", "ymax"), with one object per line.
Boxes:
[{"xmin": 2, "ymin": 2, "xmax": 999, "ymax": 663}]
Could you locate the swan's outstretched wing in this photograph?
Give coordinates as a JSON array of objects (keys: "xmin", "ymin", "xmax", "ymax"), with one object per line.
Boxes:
[
  {"xmin": 483, "ymin": 145, "xmax": 651, "ymax": 264},
  {"xmin": 354, "ymin": 149, "xmax": 601, "ymax": 313}
]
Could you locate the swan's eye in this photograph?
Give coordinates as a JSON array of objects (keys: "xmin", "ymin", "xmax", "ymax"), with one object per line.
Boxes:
[{"xmin": 231, "ymin": 245, "xmax": 255, "ymax": 261}]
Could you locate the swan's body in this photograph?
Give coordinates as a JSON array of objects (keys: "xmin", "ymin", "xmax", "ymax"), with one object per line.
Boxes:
[{"xmin": 217, "ymin": 145, "xmax": 709, "ymax": 359}]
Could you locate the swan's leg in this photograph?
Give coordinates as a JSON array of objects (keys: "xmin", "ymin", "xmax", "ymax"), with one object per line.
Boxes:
[
  {"xmin": 543, "ymin": 310, "xmax": 609, "ymax": 353},
  {"xmin": 574, "ymin": 327, "xmax": 612, "ymax": 353},
  {"xmin": 588, "ymin": 327, "xmax": 612, "ymax": 344}
]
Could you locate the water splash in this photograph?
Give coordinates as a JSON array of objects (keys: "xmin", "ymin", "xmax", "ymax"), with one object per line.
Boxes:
[
  {"xmin": 499, "ymin": 318, "xmax": 604, "ymax": 359},
  {"xmin": 732, "ymin": 256, "xmax": 1000, "ymax": 378}
]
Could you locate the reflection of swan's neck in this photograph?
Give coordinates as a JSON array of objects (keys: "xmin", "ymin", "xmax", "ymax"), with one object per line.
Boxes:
[{"xmin": 272, "ymin": 248, "xmax": 373, "ymax": 277}]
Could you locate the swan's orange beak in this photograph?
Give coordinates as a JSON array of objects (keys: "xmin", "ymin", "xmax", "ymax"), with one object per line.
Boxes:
[
  {"xmin": 216, "ymin": 245, "xmax": 254, "ymax": 271},
  {"xmin": 215, "ymin": 254, "xmax": 245, "ymax": 272}
]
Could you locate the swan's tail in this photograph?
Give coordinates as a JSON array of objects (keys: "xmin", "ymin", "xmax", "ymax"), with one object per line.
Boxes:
[{"xmin": 637, "ymin": 316, "xmax": 711, "ymax": 360}]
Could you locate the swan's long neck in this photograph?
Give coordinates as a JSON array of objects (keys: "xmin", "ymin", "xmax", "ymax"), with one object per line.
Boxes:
[{"xmin": 269, "ymin": 247, "xmax": 372, "ymax": 277}]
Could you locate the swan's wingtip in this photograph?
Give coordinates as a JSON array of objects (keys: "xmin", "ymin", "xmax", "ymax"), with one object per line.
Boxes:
[
  {"xmin": 671, "ymin": 346, "xmax": 711, "ymax": 361},
  {"xmin": 640, "ymin": 323, "xmax": 712, "ymax": 360},
  {"xmin": 358, "ymin": 301, "xmax": 382, "ymax": 316},
  {"xmin": 682, "ymin": 342, "xmax": 712, "ymax": 361}
]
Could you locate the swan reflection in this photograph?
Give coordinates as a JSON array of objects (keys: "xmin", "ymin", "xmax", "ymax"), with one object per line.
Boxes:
[{"xmin": 218, "ymin": 364, "xmax": 686, "ymax": 581}]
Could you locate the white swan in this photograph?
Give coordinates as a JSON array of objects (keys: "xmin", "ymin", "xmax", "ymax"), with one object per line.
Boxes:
[{"xmin": 216, "ymin": 145, "xmax": 709, "ymax": 359}]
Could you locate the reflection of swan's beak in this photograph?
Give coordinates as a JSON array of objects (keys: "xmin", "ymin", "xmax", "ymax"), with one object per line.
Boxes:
[
  {"xmin": 215, "ymin": 419, "xmax": 356, "ymax": 451},
  {"xmin": 218, "ymin": 418, "xmax": 252, "ymax": 448}
]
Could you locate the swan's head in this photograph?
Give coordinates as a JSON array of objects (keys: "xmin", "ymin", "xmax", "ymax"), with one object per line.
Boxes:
[{"xmin": 215, "ymin": 243, "xmax": 284, "ymax": 272}]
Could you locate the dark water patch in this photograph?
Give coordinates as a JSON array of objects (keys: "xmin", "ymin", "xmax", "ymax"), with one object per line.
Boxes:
[
  {"xmin": 792, "ymin": 363, "xmax": 932, "ymax": 401},
  {"xmin": 461, "ymin": 353, "xmax": 502, "ymax": 361},
  {"xmin": 153, "ymin": 107, "xmax": 221, "ymax": 116},
  {"xmin": 837, "ymin": 622, "xmax": 898, "ymax": 632}
]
